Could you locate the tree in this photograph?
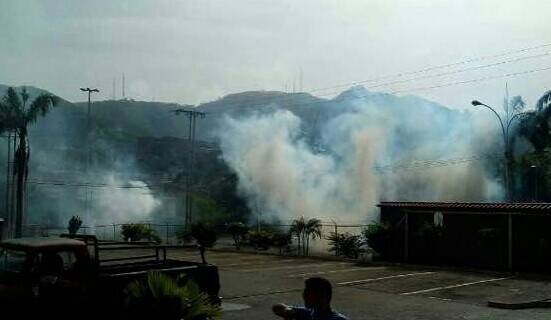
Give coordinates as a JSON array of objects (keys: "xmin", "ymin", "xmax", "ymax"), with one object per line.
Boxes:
[
  {"xmin": 226, "ymin": 222, "xmax": 249, "ymax": 249},
  {"xmin": 304, "ymin": 218, "xmax": 322, "ymax": 256},
  {"xmin": 290, "ymin": 217, "xmax": 322, "ymax": 256},
  {"xmin": 121, "ymin": 224, "xmax": 162, "ymax": 243},
  {"xmin": 363, "ymin": 222, "xmax": 393, "ymax": 258},
  {"xmin": 272, "ymin": 231, "xmax": 292, "ymax": 254},
  {"xmin": 290, "ymin": 216, "xmax": 306, "ymax": 255},
  {"xmin": 0, "ymin": 87, "xmax": 58, "ymax": 237},
  {"xmin": 247, "ymin": 229, "xmax": 273, "ymax": 250},
  {"xmin": 190, "ymin": 222, "xmax": 218, "ymax": 248},
  {"xmin": 327, "ymin": 232, "xmax": 363, "ymax": 259},
  {"xmin": 514, "ymin": 90, "xmax": 551, "ymax": 200},
  {"xmin": 517, "ymin": 90, "xmax": 551, "ymax": 153},
  {"xmin": 67, "ymin": 216, "xmax": 83, "ymax": 235}
]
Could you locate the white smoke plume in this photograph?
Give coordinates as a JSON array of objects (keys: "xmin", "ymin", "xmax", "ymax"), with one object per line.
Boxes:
[
  {"xmin": 217, "ymin": 94, "xmax": 503, "ymax": 224},
  {"xmin": 85, "ymin": 174, "xmax": 161, "ymax": 225},
  {"xmin": 218, "ymin": 109, "xmax": 384, "ymax": 223}
]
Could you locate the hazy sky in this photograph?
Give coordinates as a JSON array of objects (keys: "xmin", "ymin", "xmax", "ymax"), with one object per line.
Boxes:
[{"xmin": 1, "ymin": 0, "xmax": 551, "ymax": 109}]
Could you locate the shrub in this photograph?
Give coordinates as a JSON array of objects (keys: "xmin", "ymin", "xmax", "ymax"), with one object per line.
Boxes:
[
  {"xmin": 226, "ymin": 222, "xmax": 249, "ymax": 250},
  {"xmin": 363, "ymin": 222, "xmax": 393, "ymax": 258},
  {"xmin": 247, "ymin": 230, "xmax": 273, "ymax": 250},
  {"xmin": 121, "ymin": 224, "xmax": 162, "ymax": 244},
  {"xmin": 327, "ymin": 232, "xmax": 363, "ymax": 259},
  {"xmin": 125, "ymin": 271, "xmax": 221, "ymax": 320},
  {"xmin": 67, "ymin": 216, "xmax": 82, "ymax": 235},
  {"xmin": 191, "ymin": 222, "xmax": 218, "ymax": 248},
  {"xmin": 272, "ymin": 231, "xmax": 292, "ymax": 254}
]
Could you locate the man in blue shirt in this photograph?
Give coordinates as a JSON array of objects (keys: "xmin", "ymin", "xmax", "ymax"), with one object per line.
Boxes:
[{"xmin": 273, "ymin": 277, "xmax": 348, "ymax": 320}]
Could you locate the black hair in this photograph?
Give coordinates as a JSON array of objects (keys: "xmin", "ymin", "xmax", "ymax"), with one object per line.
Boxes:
[{"xmin": 305, "ymin": 277, "xmax": 332, "ymax": 302}]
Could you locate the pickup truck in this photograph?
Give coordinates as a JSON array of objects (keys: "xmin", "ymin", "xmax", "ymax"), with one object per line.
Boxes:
[{"xmin": 0, "ymin": 235, "xmax": 220, "ymax": 318}]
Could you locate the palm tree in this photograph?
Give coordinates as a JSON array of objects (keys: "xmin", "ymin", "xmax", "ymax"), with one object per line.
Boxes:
[
  {"xmin": 536, "ymin": 90, "xmax": 551, "ymax": 112},
  {"xmin": 304, "ymin": 218, "xmax": 322, "ymax": 256},
  {"xmin": 0, "ymin": 87, "xmax": 58, "ymax": 237},
  {"xmin": 518, "ymin": 90, "xmax": 551, "ymax": 153},
  {"xmin": 290, "ymin": 216, "xmax": 306, "ymax": 256}
]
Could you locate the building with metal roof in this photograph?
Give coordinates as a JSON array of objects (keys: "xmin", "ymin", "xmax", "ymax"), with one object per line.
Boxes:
[{"xmin": 378, "ymin": 202, "xmax": 551, "ymax": 272}]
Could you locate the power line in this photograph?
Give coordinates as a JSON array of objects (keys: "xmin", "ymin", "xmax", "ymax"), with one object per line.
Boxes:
[
  {"xmin": 362, "ymin": 51, "xmax": 551, "ymax": 91},
  {"xmin": 308, "ymin": 42, "xmax": 551, "ymax": 94},
  {"xmin": 390, "ymin": 65, "xmax": 551, "ymax": 94},
  {"xmin": 200, "ymin": 42, "xmax": 551, "ymax": 111}
]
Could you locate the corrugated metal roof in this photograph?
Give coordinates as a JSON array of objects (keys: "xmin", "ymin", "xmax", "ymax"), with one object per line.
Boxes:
[{"xmin": 378, "ymin": 201, "xmax": 551, "ymax": 212}]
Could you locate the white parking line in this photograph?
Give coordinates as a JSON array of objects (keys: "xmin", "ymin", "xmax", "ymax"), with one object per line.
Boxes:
[
  {"xmin": 400, "ymin": 276, "xmax": 512, "ymax": 296},
  {"xmin": 220, "ymin": 260, "xmax": 293, "ymax": 267},
  {"xmin": 238, "ymin": 262, "xmax": 350, "ymax": 273},
  {"xmin": 287, "ymin": 267, "xmax": 387, "ymax": 278},
  {"xmin": 338, "ymin": 271, "xmax": 435, "ymax": 285}
]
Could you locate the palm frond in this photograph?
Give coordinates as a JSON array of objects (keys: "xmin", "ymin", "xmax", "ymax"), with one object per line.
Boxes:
[
  {"xmin": 125, "ymin": 271, "xmax": 221, "ymax": 320},
  {"xmin": 306, "ymin": 218, "xmax": 323, "ymax": 239},
  {"xmin": 20, "ymin": 87, "xmax": 29, "ymax": 107},
  {"xmin": 25, "ymin": 93, "xmax": 58, "ymax": 123},
  {"xmin": 0, "ymin": 88, "xmax": 25, "ymax": 132},
  {"xmin": 3, "ymin": 87, "xmax": 22, "ymax": 111},
  {"xmin": 510, "ymin": 95, "xmax": 526, "ymax": 113},
  {"xmin": 536, "ymin": 90, "xmax": 551, "ymax": 112}
]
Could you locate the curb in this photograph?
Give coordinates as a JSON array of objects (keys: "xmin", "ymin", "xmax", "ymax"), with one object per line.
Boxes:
[{"xmin": 488, "ymin": 298, "xmax": 551, "ymax": 309}]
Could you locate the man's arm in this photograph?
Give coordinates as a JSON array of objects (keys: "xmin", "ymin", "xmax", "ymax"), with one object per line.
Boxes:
[{"xmin": 272, "ymin": 303, "xmax": 297, "ymax": 319}]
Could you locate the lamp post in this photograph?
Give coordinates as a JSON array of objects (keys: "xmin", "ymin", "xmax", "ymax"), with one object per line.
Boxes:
[
  {"xmin": 471, "ymin": 100, "xmax": 524, "ymax": 201},
  {"xmin": 531, "ymin": 165, "xmax": 538, "ymax": 201}
]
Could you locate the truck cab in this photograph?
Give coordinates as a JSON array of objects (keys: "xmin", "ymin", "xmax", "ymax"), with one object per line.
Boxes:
[
  {"xmin": 0, "ymin": 236, "xmax": 220, "ymax": 318},
  {"xmin": 0, "ymin": 237, "xmax": 92, "ymax": 315}
]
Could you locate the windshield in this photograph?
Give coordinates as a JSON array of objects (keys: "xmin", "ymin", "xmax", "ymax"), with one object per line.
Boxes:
[{"xmin": 0, "ymin": 248, "xmax": 28, "ymax": 273}]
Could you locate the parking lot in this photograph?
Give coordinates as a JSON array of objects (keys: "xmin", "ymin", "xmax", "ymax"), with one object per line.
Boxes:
[{"xmin": 165, "ymin": 249, "xmax": 551, "ymax": 320}]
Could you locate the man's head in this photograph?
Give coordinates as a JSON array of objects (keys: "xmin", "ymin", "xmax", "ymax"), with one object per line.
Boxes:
[{"xmin": 303, "ymin": 277, "xmax": 332, "ymax": 309}]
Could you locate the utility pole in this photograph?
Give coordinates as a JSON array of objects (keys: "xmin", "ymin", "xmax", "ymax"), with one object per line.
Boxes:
[
  {"xmin": 80, "ymin": 88, "xmax": 99, "ymax": 168},
  {"xmin": 172, "ymin": 108, "xmax": 205, "ymax": 230},
  {"xmin": 80, "ymin": 87, "xmax": 99, "ymax": 223},
  {"xmin": 3, "ymin": 133, "xmax": 14, "ymax": 238}
]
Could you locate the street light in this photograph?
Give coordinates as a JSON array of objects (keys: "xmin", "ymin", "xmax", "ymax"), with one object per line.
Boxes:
[
  {"xmin": 531, "ymin": 165, "xmax": 538, "ymax": 201},
  {"xmin": 471, "ymin": 99, "xmax": 523, "ymax": 201}
]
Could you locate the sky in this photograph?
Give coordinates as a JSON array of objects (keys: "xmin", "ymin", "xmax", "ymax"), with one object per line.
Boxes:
[{"xmin": 1, "ymin": 0, "xmax": 551, "ymax": 109}]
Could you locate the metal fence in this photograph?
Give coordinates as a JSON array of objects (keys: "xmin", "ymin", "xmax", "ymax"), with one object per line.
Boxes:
[{"xmin": 22, "ymin": 222, "xmax": 371, "ymax": 255}]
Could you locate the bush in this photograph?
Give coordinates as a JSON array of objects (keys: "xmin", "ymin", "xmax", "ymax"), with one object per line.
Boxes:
[
  {"xmin": 363, "ymin": 222, "xmax": 393, "ymax": 258},
  {"xmin": 125, "ymin": 271, "xmax": 221, "ymax": 320},
  {"xmin": 272, "ymin": 231, "xmax": 292, "ymax": 254},
  {"xmin": 247, "ymin": 230, "xmax": 273, "ymax": 250},
  {"xmin": 121, "ymin": 224, "xmax": 162, "ymax": 244},
  {"xmin": 327, "ymin": 232, "xmax": 363, "ymax": 259},
  {"xmin": 191, "ymin": 222, "xmax": 218, "ymax": 248},
  {"xmin": 67, "ymin": 216, "xmax": 82, "ymax": 235},
  {"xmin": 226, "ymin": 222, "xmax": 249, "ymax": 250}
]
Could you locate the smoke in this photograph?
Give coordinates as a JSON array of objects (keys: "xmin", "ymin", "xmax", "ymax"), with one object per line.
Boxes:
[
  {"xmin": 84, "ymin": 174, "xmax": 160, "ymax": 225},
  {"xmin": 217, "ymin": 90, "xmax": 503, "ymax": 224},
  {"xmin": 19, "ymin": 100, "xmax": 163, "ymax": 228},
  {"xmin": 218, "ymin": 109, "xmax": 384, "ymax": 223}
]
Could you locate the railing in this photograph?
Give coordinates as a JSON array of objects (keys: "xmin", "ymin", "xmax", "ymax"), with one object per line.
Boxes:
[{"xmin": 22, "ymin": 222, "xmax": 371, "ymax": 257}]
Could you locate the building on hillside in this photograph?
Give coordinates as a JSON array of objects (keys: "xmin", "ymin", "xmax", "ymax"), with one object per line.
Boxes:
[{"xmin": 378, "ymin": 202, "xmax": 551, "ymax": 272}]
